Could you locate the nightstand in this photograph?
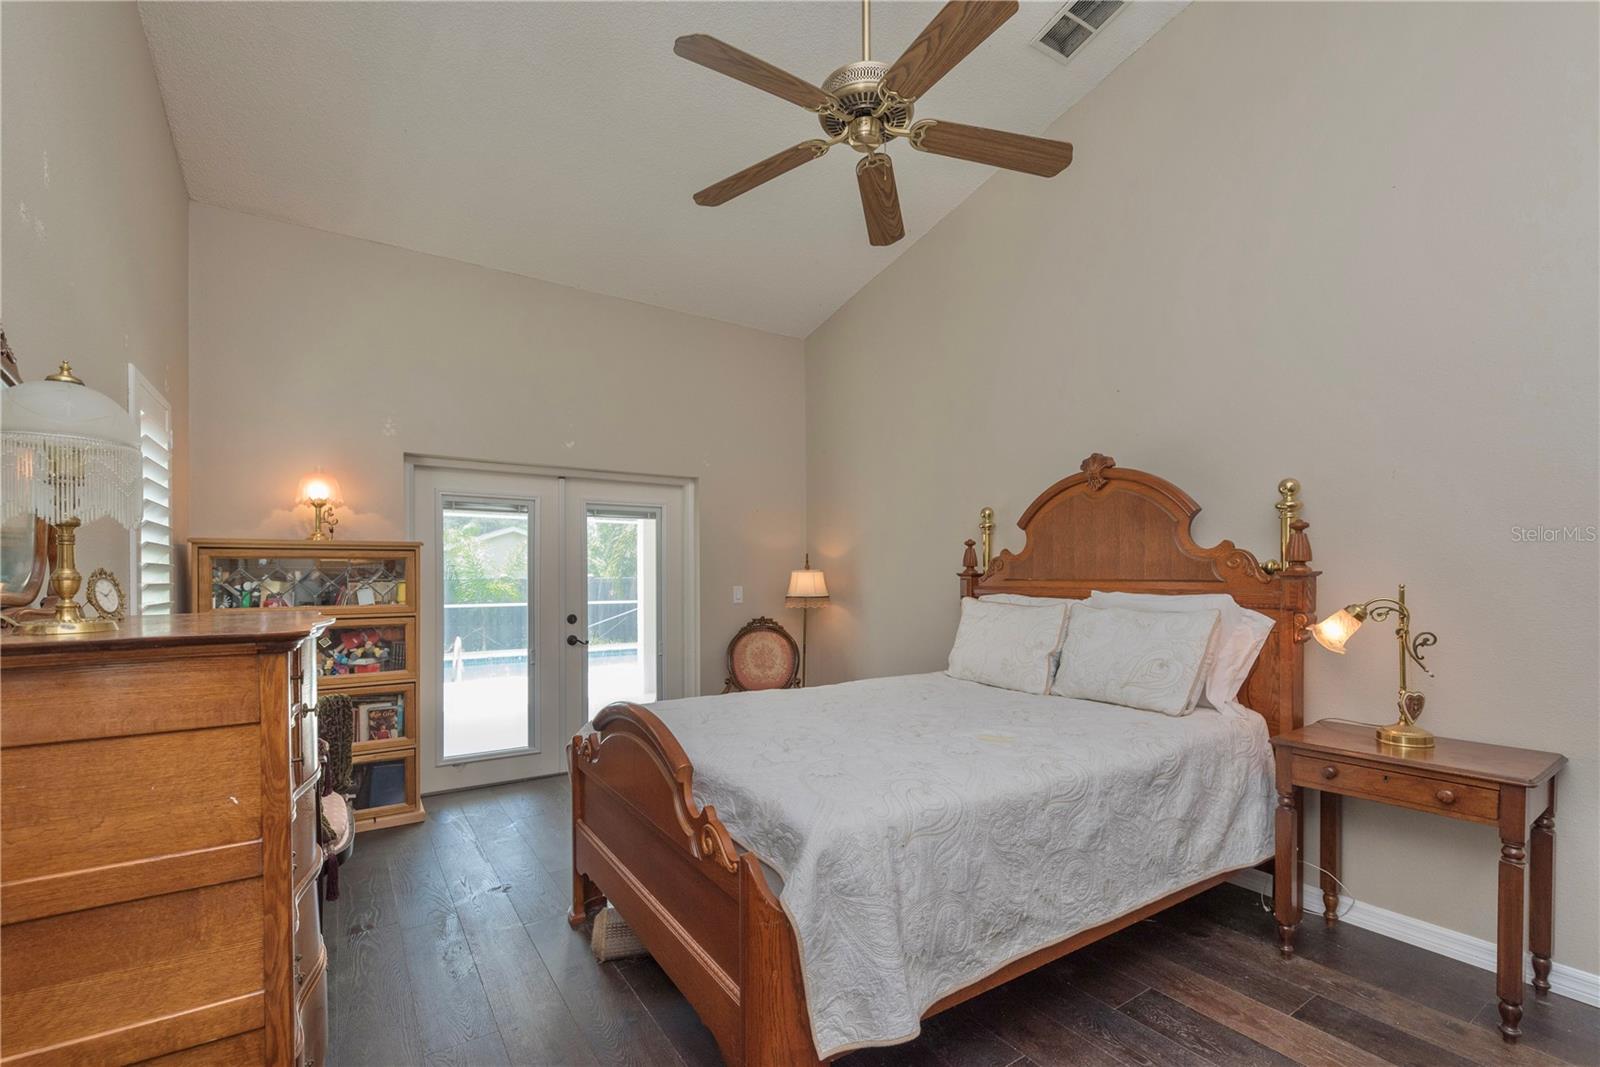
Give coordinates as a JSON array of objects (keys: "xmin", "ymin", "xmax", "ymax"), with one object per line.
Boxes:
[{"xmin": 1270, "ymin": 722, "xmax": 1565, "ymax": 1043}]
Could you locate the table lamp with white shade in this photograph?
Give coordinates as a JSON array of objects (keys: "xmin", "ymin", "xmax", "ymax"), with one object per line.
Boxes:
[
  {"xmin": 2, "ymin": 362, "xmax": 141, "ymax": 634},
  {"xmin": 786, "ymin": 554, "xmax": 829, "ymax": 686}
]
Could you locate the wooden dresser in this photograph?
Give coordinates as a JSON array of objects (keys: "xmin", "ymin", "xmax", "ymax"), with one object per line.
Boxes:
[{"xmin": 1, "ymin": 612, "xmax": 332, "ymax": 1066}]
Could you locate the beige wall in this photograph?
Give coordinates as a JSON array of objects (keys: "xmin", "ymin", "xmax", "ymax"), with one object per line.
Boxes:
[
  {"xmin": 187, "ymin": 203, "xmax": 806, "ymax": 696},
  {"xmin": 805, "ymin": 1, "xmax": 1599, "ymax": 973},
  {"xmin": 1, "ymin": 2, "xmax": 190, "ymax": 595}
]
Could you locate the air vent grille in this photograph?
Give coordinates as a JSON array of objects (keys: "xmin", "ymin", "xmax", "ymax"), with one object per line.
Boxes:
[{"xmin": 1033, "ymin": 0, "xmax": 1125, "ymax": 63}]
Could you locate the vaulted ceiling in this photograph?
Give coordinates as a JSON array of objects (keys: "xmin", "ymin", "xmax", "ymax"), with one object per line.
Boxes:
[{"xmin": 140, "ymin": 1, "xmax": 1182, "ymax": 337}]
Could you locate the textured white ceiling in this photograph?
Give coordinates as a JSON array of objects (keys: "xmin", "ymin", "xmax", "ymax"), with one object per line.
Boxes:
[{"xmin": 140, "ymin": 1, "xmax": 1182, "ymax": 337}]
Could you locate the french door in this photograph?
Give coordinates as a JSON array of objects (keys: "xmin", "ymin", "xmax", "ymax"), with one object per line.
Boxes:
[
  {"xmin": 563, "ymin": 480, "xmax": 689, "ymax": 724},
  {"xmin": 412, "ymin": 465, "xmax": 691, "ymax": 793}
]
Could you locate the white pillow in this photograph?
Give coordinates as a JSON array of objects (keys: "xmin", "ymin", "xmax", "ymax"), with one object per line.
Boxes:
[
  {"xmin": 982, "ymin": 593, "xmax": 1067, "ymax": 608},
  {"xmin": 983, "ymin": 594, "xmax": 1074, "ymax": 683},
  {"xmin": 947, "ymin": 597, "xmax": 1069, "ymax": 695},
  {"xmin": 1086, "ymin": 591, "xmax": 1275, "ymax": 708},
  {"xmin": 1053, "ymin": 603, "xmax": 1220, "ymax": 715}
]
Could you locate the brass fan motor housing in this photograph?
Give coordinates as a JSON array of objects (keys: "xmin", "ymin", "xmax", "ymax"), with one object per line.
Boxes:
[{"xmin": 818, "ymin": 60, "xmax": 913, "ymax": 151}]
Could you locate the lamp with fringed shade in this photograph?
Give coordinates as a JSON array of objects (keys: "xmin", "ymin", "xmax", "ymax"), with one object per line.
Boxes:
[
  {"xmin": 2, "ymin": 362, "xmax": 141, "ymax": 634},
  {"xmin": 785, "ymin": 554, "xmax": 829, "ymax": 686}
]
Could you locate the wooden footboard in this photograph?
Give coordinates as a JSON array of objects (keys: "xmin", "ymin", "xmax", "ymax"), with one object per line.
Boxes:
[{"xmin": 570, "ymin": 702, "xmax": 820, "ymax": 1067}]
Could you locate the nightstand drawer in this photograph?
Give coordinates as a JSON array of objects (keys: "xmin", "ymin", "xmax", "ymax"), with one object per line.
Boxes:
[{"xmin": 1290, "ymin": 755, "xmax": 1499, "ymax": 821}]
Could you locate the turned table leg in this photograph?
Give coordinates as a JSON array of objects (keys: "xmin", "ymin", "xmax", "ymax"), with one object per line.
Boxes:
[
  {"xmin": 1320, "ymin": 792, "xmax": 1341, "ymax": 925},
  {"xmin": 1530, "ymin": 778, "xmax": 1556, "ymax": 997},
  {"xmin": 1274, "ymin": 750, "xmax": 1301, "ymax": 957},
  {"xmin": 1497, "ymin": 786, "xmax": 1528, "ymax": 1041}
]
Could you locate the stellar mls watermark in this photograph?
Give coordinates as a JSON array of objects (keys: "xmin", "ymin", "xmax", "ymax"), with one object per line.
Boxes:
[{"xmin": 1510, "ymin": 524, "xmax": 1598, "ymax": 543}]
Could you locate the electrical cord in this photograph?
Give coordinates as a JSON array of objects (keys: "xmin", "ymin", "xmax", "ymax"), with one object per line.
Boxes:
[
  {"xmin": 1256, "ymin": 718, "xmax": 1395, "ymax": 922},
  {"xmin": 1257, "ymin": 860, "xmax": 1356, "ymax": 921}
]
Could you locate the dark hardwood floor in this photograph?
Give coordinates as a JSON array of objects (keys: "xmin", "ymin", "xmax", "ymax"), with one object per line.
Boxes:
[{"xmin": 326, "ymin": 777, "xmax": 1599, "ymax": 1067}]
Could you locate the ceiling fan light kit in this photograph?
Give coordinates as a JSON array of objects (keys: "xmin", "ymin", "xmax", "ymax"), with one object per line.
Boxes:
[{"xmin": 675, "ymin": 0, "xmax": 1075, "ymax": 247}]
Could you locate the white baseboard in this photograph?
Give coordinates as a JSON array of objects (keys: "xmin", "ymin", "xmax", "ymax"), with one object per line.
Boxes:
[{"xmin": 1228, "ymin": 870, "xmax": 1600, "ymax": 1008}]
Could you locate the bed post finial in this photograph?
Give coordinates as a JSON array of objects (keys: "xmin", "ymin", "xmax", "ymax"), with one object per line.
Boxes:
[
  {"xmin": 1284, "ymin": 517, "xmax": 1313, "ymax": 575},
  {"xmin": 960, "ymin": 539, "xmax": 980, "ymax": 598}
]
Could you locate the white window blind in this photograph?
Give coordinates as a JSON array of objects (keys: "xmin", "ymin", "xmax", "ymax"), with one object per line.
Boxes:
[{"xmin": 129, "ymin": 366, "xmax": 173, "ymax": 615}]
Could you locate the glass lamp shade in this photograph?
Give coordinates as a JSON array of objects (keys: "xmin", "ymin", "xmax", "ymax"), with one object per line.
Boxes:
[
  {"xmin": 785, "ymin": 567, "xmax": 829, "ymax": 608},
  {"xmin": 1310, "ymin": 608, "xmax": 1363, "ymax": 654},
  {"xmin": 1, "ymin": 377, "xmax": 141, "ymax": 527},
  {"xmin": 297, "ymin": 470, "xmax": 342, "ymax": 506}
]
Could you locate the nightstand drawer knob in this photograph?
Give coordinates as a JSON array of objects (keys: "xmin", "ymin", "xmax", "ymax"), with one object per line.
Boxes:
[
  {"xmin": 1435, "ymin": 789, "xmax": 1457, "ymax": 806},
  {"xmin": 1321, "ymin": 765, "xmax": 1338, "ymax": 780}
]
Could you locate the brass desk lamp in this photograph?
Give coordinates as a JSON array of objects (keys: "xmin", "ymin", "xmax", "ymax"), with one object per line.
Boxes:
[{"xmin": 1309, "ymin": 584, "xmax": 1439, "ymax": 748}]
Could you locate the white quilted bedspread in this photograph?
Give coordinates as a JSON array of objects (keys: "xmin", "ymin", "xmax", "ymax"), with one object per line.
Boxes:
[{"xmin": 646, "ymin": 672, "xmax": 1275, "ymax": 1058}]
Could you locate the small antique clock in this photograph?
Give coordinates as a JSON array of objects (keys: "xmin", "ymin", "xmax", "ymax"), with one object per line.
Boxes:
[{"xmin": 85, "ymin": 568, "xmax": 126, "ymax": 621}]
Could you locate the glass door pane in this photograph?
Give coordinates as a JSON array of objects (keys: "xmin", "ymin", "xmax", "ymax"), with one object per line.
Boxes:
[
  {"xmin": 441, "ymin": 500, "xmax": 531, "ymax": 759},
  {"xmin": 585, "ymin": 507, "xmax": 660, "ymax": 717}
]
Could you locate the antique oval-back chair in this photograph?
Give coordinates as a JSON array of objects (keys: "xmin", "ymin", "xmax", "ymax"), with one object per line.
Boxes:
[{"xmin": 722, "ymin": 616, "xmax": 801, "ymax": 693}]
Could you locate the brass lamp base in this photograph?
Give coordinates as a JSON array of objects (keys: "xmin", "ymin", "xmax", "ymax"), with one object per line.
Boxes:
[
  {"xmin": 12, "ymin": 517, "xmax": 121, "ymax": 636},
  {"xmin": 14, "ymin": 612, "xmax": 119, "ymax": 636},
  {"xmin": 1376, "ymin": 720, "xmax": 1435, "ymax": 749}
]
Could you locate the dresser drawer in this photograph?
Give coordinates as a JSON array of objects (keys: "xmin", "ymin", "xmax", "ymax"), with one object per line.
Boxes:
[
  {"xmin": 292, "ymin": 705, "xmax": 319, "ymax": 793},
  {"xmin": 292, "ymin": 637, "xmax": 318, "ymax": 710},
  {"xmin": 296, "ymin": 954, "xmax": 329, "ymax": 1067},
  {"xmin": 293, "ymin": 875, "xmax": 322, "ymax": 998},
  {"xmin": 1291, "ymin": 755, "xmax": 1499, "ymax": 821},
  {"xmin": 292, "ymin": 782, "xmax": 320, "ymax": 891}
]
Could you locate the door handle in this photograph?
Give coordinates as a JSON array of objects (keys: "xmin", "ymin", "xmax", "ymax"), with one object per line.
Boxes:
[{"xmin": 567, "ymin": 635, "xmax": 588, "ymax": 646}]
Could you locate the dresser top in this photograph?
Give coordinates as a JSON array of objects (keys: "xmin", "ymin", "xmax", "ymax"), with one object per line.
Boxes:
[
  {"xmin": 1, "ymin": 610, "xmax": 332, "ymax": 657},
  {"xmin": 1273, "ymin": 721, "xmax": 1566, "ymax": 788}
]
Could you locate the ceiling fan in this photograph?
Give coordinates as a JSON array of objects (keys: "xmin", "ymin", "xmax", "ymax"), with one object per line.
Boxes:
[{"xmin": 674, "ymin": 0, "xmax": 1074, "ymax": 247}]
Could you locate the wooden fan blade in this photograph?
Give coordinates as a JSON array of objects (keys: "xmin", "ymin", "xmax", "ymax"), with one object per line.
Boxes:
[
  {"xmin": 910, "ymin": 120, "xmax": 1073, "ymax": 177},
  {"xmin": 880, "ymin": 1, "xmax": 1019, "ymax": 102},
  {"xmin": 694, "ymin": 141, "xmax": 830, "ymax": 207},
  {"xmin": 856, "ymin": 154, "xmax": 905, "ymax": 247},
  {"xmin": 674, "ymin": 34, "xmax": 839, "ymax": 112}
]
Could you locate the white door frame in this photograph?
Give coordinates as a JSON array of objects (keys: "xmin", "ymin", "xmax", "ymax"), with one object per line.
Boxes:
[{"xmin": 406, "ymin": 455, "xmax": 700, "ymax": 790}]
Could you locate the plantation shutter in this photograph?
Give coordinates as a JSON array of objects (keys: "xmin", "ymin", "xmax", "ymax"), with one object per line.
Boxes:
[{"xmin": 129, "ymin": 367, "xmax": 173, "ymax": 615}]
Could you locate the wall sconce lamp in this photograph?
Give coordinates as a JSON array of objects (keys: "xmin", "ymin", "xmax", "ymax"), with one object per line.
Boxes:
[
  {"xmin": 1308, "ymin": 583, "xmax": 1439, "ymax": 749},
  {"xmin": 297, "ymin": 471, "xmax": 341, "ymax": 541}
]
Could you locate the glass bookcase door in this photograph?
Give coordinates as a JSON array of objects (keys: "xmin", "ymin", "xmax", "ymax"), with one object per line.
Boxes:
[
  {"xmin": 204, "ymin": 551, "xmax": 412, "ymax": 613},
  {"xmin": 351, "ymin": 751, "xmax": 416, "ymax": 819},
  {"xmin": 315, "ymin": 619, "xmax": 415, "ymax": 683},
  {"xmin": 350, "ymin": 682, "xmax": 415, "ymax": 755}
]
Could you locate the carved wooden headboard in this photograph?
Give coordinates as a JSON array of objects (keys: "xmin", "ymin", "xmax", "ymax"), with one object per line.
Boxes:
[{"xmin": 960, "ymin": 453, "xmax": 1317, "ymax": 736}]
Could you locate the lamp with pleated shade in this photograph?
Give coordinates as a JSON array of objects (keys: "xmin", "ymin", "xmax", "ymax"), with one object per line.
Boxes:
[{"xmin": 786, "ymin": 554, "xmax": 829, "ymax": 686}]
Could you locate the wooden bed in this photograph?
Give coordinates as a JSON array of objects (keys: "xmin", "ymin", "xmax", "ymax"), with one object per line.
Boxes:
[{"xmin": 567, "ymin": 454, "xmax": 1318, "ymax": 1066}]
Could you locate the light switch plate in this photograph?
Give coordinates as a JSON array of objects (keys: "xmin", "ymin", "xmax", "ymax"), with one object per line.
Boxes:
[{"xmin": 733, "ymin": 585, "xmax": 744, "ymax": 604}]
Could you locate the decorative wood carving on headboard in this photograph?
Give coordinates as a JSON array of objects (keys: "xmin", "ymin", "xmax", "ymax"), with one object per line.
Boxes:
[{"xmin": 958, "ymin": 454, "xmax": 1317, "ymax": 736}]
